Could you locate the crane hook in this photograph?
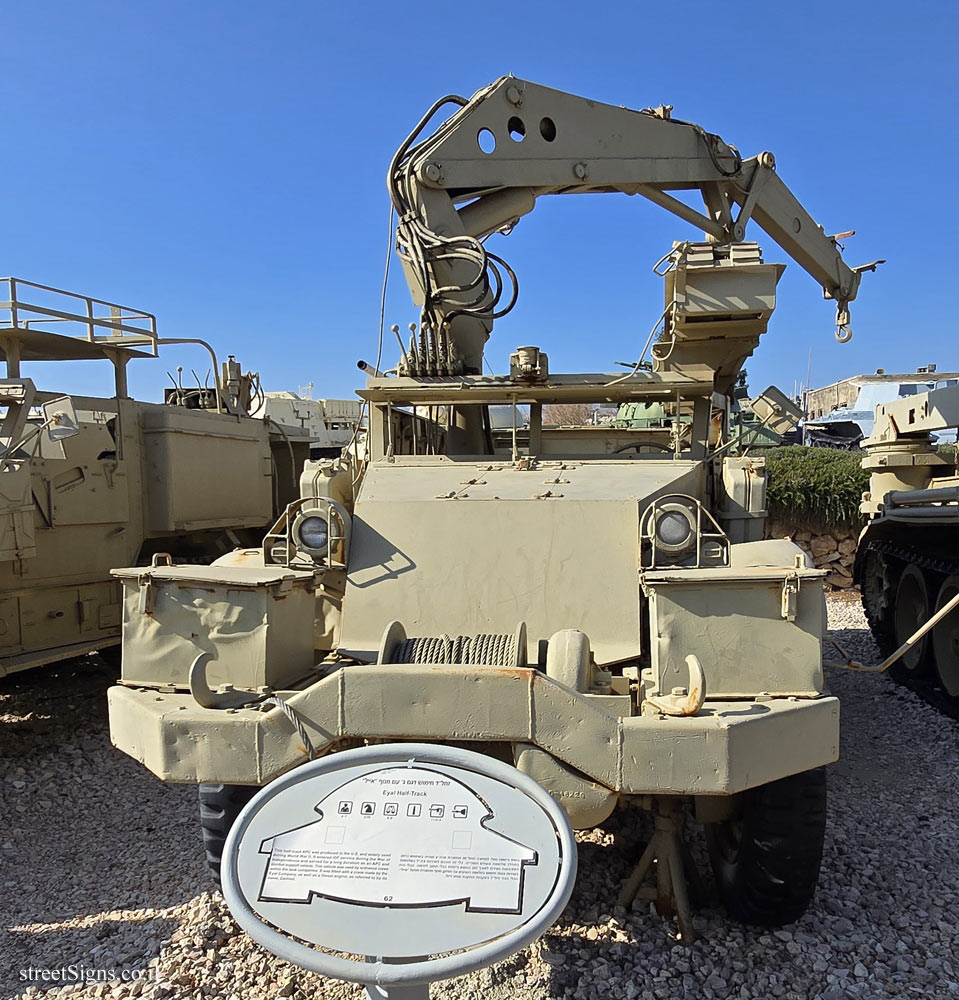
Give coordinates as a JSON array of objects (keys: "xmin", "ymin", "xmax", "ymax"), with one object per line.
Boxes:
[{"xmin": 835, "ymin": 305, "xmax": 853, "ymax": 343}]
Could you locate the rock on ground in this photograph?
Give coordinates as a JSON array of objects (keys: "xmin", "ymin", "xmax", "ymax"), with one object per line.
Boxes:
[{"xmin": 2, "ymin": 593, "xmax": 958, "ymax": 999}]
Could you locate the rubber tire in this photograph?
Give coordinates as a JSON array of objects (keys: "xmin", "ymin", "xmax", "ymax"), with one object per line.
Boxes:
[
  {"xmin": 706, "ymin": 768, "xmax": 827, "ymax": 927},
  {"xmin": 198, "ymin": 783, "xmax": 257, "ymax": 887}
]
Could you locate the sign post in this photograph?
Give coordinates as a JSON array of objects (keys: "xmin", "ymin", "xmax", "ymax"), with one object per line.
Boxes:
[{"xmin": 222, "ymin": 743, "xmax": 577, "ymax": 998}]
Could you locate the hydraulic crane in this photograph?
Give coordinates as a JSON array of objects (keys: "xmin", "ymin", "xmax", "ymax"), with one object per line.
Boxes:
[{"xmin": 390, "ymin": 75, "xmax": 881, "ymax": 384}]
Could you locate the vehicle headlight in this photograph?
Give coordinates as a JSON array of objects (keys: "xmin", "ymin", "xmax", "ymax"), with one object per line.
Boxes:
[
  {"xmin": 296, "ymin": 514, "xmax": 329, "ymax": 553},
  {"xmin": 653, "ymin": 503, "xmax": 696, "ymax": 554},
  {"xmin": 657, "ymin": 510, "xmax": 692, "ymax": 546}
]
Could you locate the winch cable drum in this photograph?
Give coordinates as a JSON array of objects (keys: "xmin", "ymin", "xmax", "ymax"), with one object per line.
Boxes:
[{"xmin": 377, "ymin": 620, "xmax": 528, "ymax": 668}]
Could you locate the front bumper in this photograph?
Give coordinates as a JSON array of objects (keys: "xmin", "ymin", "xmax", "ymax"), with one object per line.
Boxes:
[{"xmin": 108, "ymin": 664, "xmax": 839, "ymax": 794}]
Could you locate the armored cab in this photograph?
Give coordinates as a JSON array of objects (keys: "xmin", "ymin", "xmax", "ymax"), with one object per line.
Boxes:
[{"xmin": 0, "ymin": 277, "xmax": 310, "ymax": 675}]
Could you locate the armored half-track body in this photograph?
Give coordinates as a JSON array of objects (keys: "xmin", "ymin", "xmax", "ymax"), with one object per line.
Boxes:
[
  {"xmin": 0, "ymin": 278, "xmax": 312, "ymax": 676},
  {"xmin": 108, "ymin": 77, "xmax": 879, "ymax": 934}
]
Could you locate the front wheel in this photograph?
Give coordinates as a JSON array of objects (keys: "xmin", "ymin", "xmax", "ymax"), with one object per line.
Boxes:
[
  {"xmin": 705, "ymin": 768, "xmax": 827, "ymax": 927},
  {"xmin": 198, "ymin": 783, "xmax": 257, "ymax": 887}
]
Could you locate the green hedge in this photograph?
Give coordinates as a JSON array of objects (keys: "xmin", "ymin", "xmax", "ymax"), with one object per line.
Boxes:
[{"xmin": 765, "ymin": 446, "xmax": 869, "ymax": 534}]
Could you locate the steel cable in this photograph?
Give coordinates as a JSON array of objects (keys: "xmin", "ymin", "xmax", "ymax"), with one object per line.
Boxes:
[{"xmin": 391, "ymin": 632, "xmax": 517, "ymax": 667}]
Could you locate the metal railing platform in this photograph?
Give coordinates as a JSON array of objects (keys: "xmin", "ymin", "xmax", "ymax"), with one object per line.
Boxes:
[{"xmin": 0, "ymin": 277, "xmax": 158, "ymax": 363}]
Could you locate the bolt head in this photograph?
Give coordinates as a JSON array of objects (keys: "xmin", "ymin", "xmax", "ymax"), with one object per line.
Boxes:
[
  {"xmin": 424, "ymin": 162, "xmax": 442, "ymax": 183},
  {"xmin": 506, "ymin": 84, "xmax": 522, "ymax": 105}
]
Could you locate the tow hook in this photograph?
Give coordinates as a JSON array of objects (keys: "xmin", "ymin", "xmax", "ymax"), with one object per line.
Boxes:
[
  {"xmin": 642, "ymin": 654, "xmax": 706, "ymax": 716},
  {"xmin": 189, "ymin": 652, "xmax": 262, "ymax": 710}
]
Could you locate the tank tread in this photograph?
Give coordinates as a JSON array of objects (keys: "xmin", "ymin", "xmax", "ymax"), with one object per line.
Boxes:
[
  {"xmin": 863, "ymin": 538, "xmax": 959, "ymax": 579},
  {"xmin": 859, "ymin": 539, "xmax": 959, "ymax": 660},
  {"xmin": 860, "ymin": 538, "xmax": 959, "ymax": 716},
  {"xmin": 858, "ymin": 543, "xmax": 896, "ymax": 657}
]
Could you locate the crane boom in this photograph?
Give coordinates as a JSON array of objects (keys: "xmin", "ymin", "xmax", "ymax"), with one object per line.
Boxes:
[{"xmin": 390, "ymin": 76, "xmax": 879, "ymax": 374}]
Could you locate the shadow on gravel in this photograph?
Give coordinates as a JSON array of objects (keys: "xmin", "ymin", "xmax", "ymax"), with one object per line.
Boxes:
[
  {"xmin": 825, "ymin": 626, "xmax": 878, "ymax": 658},
  {"xmin": 0, "ymin": 655, "xmax": 118, "ymax": 760},
  {"xmin": 826, "ymin": 623, "xmax": 959, "ymax": 722},
  {"xmin": 525, "ymin": 807, "xmax": 731, "ymax": 999},
  {"xmin": 1, "ymin": 652, "xmax": 207, "ymax": 998},
  {"xmin": 4, "ymin": 916, "xmax": 176, "ymax": 997},
  {"xmin": 882, "ymin": 667, "xmax": 959, "ymax": 722}
]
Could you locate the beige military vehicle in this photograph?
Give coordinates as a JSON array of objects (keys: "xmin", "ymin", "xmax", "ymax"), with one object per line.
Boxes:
[
  {"xmin": 108, "ymin": 78, "xmax": 879, "ymax": 934},
  {"xmin": 252, "ymin": 391, "xmax": 363, "ymax": 458},
  {"xmin": 856, "ymin": 382, "xmax": 959, "ymax": 701},
  {"xmin": 0, "ymin": 277, "xmax": 310, "ymax": 676}
]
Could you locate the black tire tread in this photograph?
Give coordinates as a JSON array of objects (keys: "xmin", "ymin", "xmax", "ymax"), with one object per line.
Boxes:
[
  {"xmin": 198, "ymin": 783, "xmax": 257, "ymax": 887},
  {"xmin": 708, "ymin": 768, "xmax": 827, "ymax": 927}
]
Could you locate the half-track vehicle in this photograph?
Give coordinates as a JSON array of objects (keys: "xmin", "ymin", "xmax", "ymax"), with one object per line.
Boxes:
[
  {"xmin": 856, "ymin": 382, "xmax": 959, "ymax": 701},
  {"xmin": 0, "ymin": 277, "xmax": 311, "ymax": 676},
  {"xmin": 108, "ymin": 77, "xmax": 879, "ymax": 934}
]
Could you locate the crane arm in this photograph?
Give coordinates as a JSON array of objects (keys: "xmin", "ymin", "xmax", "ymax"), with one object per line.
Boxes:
[{"xmin": 390, "ymin": 76, "xmax": 880, "ymax": 374}]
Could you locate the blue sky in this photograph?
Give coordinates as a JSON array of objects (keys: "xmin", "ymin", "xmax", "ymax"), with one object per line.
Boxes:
[{"xmin": 3, "ymin": 1, "xmax": 955, "ymax": 402}]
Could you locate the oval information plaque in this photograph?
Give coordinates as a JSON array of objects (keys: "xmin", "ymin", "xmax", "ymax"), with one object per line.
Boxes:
[{"xmin": 222, "ymin": 743, "xmax": 577, "ymax": 990}]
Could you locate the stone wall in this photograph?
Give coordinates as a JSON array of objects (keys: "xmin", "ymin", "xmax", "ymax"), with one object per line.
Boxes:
[{"xmin": 767, "ymin": 521, "xmax": 858, "ymax": 590}]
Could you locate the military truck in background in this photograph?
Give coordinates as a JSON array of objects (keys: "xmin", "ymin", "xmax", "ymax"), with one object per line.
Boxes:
[
  {"xmin": 856, "ymin": 383, "xmax": 959, "ymax": 701},
  {"xmin": 0, "ymin": 277, "xmax": 312, "ymax": 676},
  {"xmin": 108, "ymin": 77, "xmax": 880, "ymax": 935}
]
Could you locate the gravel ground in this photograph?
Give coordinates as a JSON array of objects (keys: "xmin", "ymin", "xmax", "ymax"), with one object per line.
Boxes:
[{"xmin": 2, "ymin": 594, "xmax": 958, "ymax": 1000}]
